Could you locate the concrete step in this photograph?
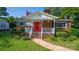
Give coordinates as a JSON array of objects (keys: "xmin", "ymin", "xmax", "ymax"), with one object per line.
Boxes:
[{"xmin": 31, "ymin": 33, "xmax": 41, "ymax": 38}]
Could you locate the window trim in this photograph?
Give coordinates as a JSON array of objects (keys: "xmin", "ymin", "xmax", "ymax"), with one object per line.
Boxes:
[
  {"xmin": 19, "ymin": 22, "xmax": 24, "ymax": 26},
  {"xmin": 55, "ymin": 22, "xmax": 66, "ymax": 28}
]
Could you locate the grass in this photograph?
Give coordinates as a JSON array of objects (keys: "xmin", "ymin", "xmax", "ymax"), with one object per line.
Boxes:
[
  {"xmin": 0, "ymin": 31, "xmax": 49, "ymax": 51},
  {"xmin": 48, "ymin": 39, "xmax": 79, "ymax": 50},
  {"xmin": 43, "ymin": 31, "xmax": 79, "ymax": 51}
]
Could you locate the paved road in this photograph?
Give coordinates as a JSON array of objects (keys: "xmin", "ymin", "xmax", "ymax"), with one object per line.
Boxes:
[{"xmin": 33, "ymin": 38, "xmax": 74, "ymax": 51}]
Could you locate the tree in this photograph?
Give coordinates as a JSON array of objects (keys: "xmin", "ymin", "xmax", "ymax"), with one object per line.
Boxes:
[
  {"xmin": 45, "ymin": 7, "xmax": 62, "ymax": 16},
  {"xmin": 60, "ymin": 8, "xmax": 79, "ymax": 18},
  {"xmin": 0, "ymin": 7, "xmax": 9, "ymax": 17},
  {"xmin": 60, "ymin": 8, "xmax": 79, "ymax": 28},
  {"xmin": 7, "ymin": 16, "xmax": 16, "ymax": 28},
  {"xmin": 0, "ymin": 7, "xmax": 9, "ymax": 22},
  {"xmin": 7, "ymin": 16, "xmax": 15, "ymax": 23},
  {"xmin": 45, "ymin": 7, "xmax": 79, "ymax": 28}
]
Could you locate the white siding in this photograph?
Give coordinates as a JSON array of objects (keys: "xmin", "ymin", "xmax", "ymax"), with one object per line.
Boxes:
[
  {"xmin": 0, "ymin": 21, "xmax": 9, "ymax": 30},
  {"xmin": 25, "ymin": 27, "xmax": 31, "ymax": 33}
]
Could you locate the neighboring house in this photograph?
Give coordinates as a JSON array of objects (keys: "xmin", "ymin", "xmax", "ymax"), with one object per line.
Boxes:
[
  {"xmin": 55, "ymin": 19, "xmax": 72, "ymax": 31},
  {"xmin": 0, "ymin": 20, "xmax": 10, "ymax": 30},
  {"xmin": 16, "ymin": 10, "xmax": 72, "ymax": 38}
]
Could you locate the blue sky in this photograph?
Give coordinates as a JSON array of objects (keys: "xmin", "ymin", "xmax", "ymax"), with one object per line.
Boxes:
[{"xmin": 7, "ymin": 7, "xmax": 45, "ymax": 17}]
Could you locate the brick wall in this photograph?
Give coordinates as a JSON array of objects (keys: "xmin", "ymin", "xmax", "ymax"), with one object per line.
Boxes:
[
  {"xmin": 43, "ymin": 20, "xmax": 53, "ymax": 28},
  {"xmin": 16, "ymin": 26, "xmax": 25, "ymax": 31}
]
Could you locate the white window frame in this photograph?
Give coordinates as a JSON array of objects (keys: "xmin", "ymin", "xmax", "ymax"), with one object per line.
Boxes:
[{"xmin": 26, "ymin": 22, "xmax": 33, "ymax": 26}]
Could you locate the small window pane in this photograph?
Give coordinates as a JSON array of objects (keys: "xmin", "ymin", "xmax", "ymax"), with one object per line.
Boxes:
[
  {"xmin": 19, "ymin": 22, "xmax": 24, "ymax": 25},
  {"xmin": 56, "ymin": 22, "xmax": 65, "ymax": 27},
  {"xmin": 1, "ymin": 23, "xmax": 6, "ymax": 28}
]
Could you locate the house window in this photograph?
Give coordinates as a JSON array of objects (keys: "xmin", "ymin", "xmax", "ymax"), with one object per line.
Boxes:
[
  {"xmin": 56, "ymin": 22, "xmax": 65, "ymax": 28},
  {"xmin": 1, "ymin": 23, "xmax": 6, "ymax": 28},
  {"xmin": 19, "ymin": 22, "xmax": 24, "ymax": 25},
  {"xmin": 26, "ymin": 22, "xmax": 32, "ymax": 26}
]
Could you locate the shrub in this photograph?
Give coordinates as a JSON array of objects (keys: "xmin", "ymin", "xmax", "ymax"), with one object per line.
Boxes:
[
  {"xmin": 75, "ymin": 43, "xmax": 79, "ymax": 50},
  {"xmin": 68, "ymin": 28, "xmax": 79, "ymax": 37},
  {"xmin": 56, "ymin": 28, "xmax": 62, "ymax": 32},
  {"xmin": 56, "ymin": 31, "xmax": 79, "ymax": 41},
  {"xmin": 50, "ymin": 36, "xmax": 58, "ymax": 41},
  {"xmin": 25, "ymin": 38, "xmax": 31, "ymax": 40},
  {"xmin": 57, "ymin": 32, "xmax": 70, "ymax": 38},
  {"xmin": 59, "ymin": 37, "xmax": 67, "ymax": 41},
  {"xmin": 68, "ymin": 36, "xmax": 78, "ymax": 41},
  {"xmin": 43, "ymin": 35, "xmax": 51, "ymax": 39},
  {"xmin": 11, "ymin": 27, "xmax": 17, "ymax": 33}
]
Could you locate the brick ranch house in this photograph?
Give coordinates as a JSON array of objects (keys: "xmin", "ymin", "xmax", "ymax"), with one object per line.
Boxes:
[{"xmin": 16, "ymin": 10, "xmax": 72, "ymax": 38}]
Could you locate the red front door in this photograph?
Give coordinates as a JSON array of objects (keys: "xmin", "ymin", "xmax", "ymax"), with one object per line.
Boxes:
[{"xmin": 33, "ymin": 21, "xmax": 41, "ymax": 32}]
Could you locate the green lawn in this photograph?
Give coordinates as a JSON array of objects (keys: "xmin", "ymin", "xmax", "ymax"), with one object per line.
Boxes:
[
  {"xmin": 0, "ymin": 32, "xmax": 49, "ymax": 51},
  {"xmin": 43, "ymin": 30, "xmax": 79, "ymax": 51},
  {"xmin": 43, "ymin": 37, "xmax": 79, "ymax": 50}
]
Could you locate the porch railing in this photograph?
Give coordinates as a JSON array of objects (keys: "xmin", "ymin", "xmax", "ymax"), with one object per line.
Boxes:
[
  {"xmin": 42, "ymin": 28, "xmax": 55, "ymax": 34},
  {"xmin": 25, "ymin": 27, "xmax": 55, "ymax": 34}
]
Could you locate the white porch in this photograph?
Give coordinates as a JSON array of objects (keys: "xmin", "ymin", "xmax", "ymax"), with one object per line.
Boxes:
[
  {"xmin": 25, "ymin": 27, "xmax": 55, "ymax": 38},
  {"xmin": 25, "ymin": 27, "xmax": 55, "ymax": 34},
  {"xmin": 24, "ymin": 12, "xmax": 57, "ymax": 38},
  {"xmin": 42, "ymin": 28, "xmax": 55, "ymax": 34},
  {"xmin": 25, "ymin": 22, "xmax": 55, "ymax": 35}
]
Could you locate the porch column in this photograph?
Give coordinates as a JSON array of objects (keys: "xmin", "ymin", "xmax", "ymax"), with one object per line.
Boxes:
[
  {"xmin": 54, "ymin": 19, "xmax": 57, "ymax": 37},
  {"xmin": 65, "ymin": 22, "xmax": 67, "ymax": 28},
  {"xmin": 40, "ymin": 14, "xmax": 43, "ymax": 38},
  {"xmin": 41, "ymin": 20, "xmax": 43, "ymax": 38}
]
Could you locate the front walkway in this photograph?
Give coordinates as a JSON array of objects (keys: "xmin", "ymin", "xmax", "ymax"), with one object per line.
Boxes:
[{"xmin": 32, "ymin": 38, "xmax": 74, "ymax": 51}]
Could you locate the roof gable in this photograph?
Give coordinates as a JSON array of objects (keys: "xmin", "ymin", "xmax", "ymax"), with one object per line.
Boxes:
[{"xmin": 25, "ymin": 12, "xmax": 58, "ymax": 20}]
